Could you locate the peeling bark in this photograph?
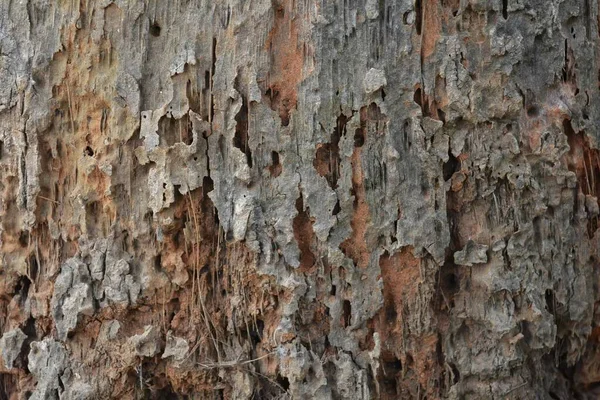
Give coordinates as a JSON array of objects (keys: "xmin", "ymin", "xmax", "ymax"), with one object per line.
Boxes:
[{"xmin": 1, "ymin": 0, "xmax": 600, "ymax": 399}]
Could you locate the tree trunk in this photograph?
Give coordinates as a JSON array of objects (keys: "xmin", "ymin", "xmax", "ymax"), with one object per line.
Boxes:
[{"xmin": 1, "ymin": 0, "xmax": 599, "ymax": 399}]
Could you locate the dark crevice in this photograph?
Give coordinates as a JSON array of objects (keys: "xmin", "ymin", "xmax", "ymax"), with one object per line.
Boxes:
[
  {"xmin": 18, "ymin": 230, "xmax": 29, "ymax": 247},
  {"xmin": 414, "ymin": 87, "xmax": 423, "ymax": 108},
  {"xmin": 545, "ymin": 289, "xmax": 555, "ymax": 314},
  {"xmin": 415, "ymin": 0, "xmax": 422, "ymax": 35},
  {"xmin": 314, "ymin": 114, "xmax": 347, "ymax": 189},
  {"xmin": 264, "ymin": 87, "xmax": 291, "ymax": 127},
  {"xmin": 233, "ymin": 94, "xmax": 252, "ymax": 167},
  {"xmin": 249, "ymin": 318, "xmax": 264, "ymax": 345},
  {"xmin": 15, "ymin": 275, "xmax": 31, "ymax": 307},
  {"xmin": 562, "ymin": 40, "xmax": 577, "ymax": 86},
  {"xmin": 354, "ymin": 123, "xmax": 366, "ymax": 147},
  {"xmin": 332, "ymin": 199, "xmax": 341, "ymax": 216},
  {"xmin": 149, "ymin": 21, "xmax": 161, "ymax": 37},
  {"xmin": 414, "ymin": 86, "xmax": 445, "ymax": 122},
  {"xmin": 526, "ymin": 105, "xmax": 539, "ymax": 118},
  {"xmin": 443, "ymin": 151, "xmax": 460, "ymax": 181},
  {"xmin": 502, "ymin": 0, "xmax": 508, "ymax": 19},
  {"xmin": 154, "ymin": 254, "xmax": 162, "ymax": 272},
  {"xmin": 268, "ymin": 151, "xmax": 282, "ymax": 177},
  {"xmin": 276, "ymin": 374, "xmax": 290, "ymax": 391},
  {"xmin": 342, "ymin": 300, "xmax": 352, "ymax": 328},
  {"xmin": 28, "ymin": 254, "xmax": 39, "ymax": 281},
  {"xmin": 210, "ymin": 38, "xmax": 217, "ymax": 123},
  {"xmin": 379, "ymin": 352, "xmax": 402, "ymax": 396},
  {"xmin": 202, "ymin": 176, "xmax": 214, "ymax": 195},
  {"xmin": 154, "ymin": 385, "xmax": 186, "ymax": 400},
  {"xmin": 15, "ymin": 317, "xmax": 36, "ymax": 371},
  {"xmin": 358, "ymin": 103, "xmax": 386, "ymax": 139}
]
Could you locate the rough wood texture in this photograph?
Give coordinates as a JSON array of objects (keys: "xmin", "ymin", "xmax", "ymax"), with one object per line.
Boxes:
[{"xmin": 1, "ymin": 0, "xmax": 600, "ymax": 399}]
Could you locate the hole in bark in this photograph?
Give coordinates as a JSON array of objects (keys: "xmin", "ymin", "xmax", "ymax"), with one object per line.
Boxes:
[
  {"xmin": 332, "ymin": 199, "xmax": 341, "ymax": 216},
  {"xmin": 415, "ymin": 0, "xmax": 422, "ymax": 34},
  {"xmin": 384, "ymin": 358, "xmax": 402, "ymax": 373},
  {"xmin": 342, "ymin": 300, "xmax": 352, "ymax": 327},
  {"xmin": 250, "ymin": 319, "xmax": 264, "ymax": 345},
  {"xmin": 449, "ymin": 362, "xmax": 460, "ymax": 384},
  {"xmin": 233, "ymin": 73, "xmax": 252, "ymax": 167},
  {"xmin": 414, "ymin": 87, "xmax": 444, "ymax": 121},
  {"xmin": 15, "ymin": 275, "xmax": 31, "ymax": 305},
  {"xmin": 379, "ymin": 353, "xmax": 401, "ymax": 395},
  {"xmin": 84, "ymin": 146, "xmax": 94, "ymax": 156},
  {"xmin": 443, "ymin": 152, "xmax": 460, "ymax": 181},
  {"xmin": 526, "ymin": 105, "xmax": 539, "ymax": 117},
  {"xmin": 269, "ymin": 151, "xmax": 282, "ymax": 177},
  {"xmin": 263, "ymin": 86, "xmax": 292, "ymax": 126},
  {"xmin": 276, "ymin": 374, "xmax": 290, "ymax": 391},
  {"xmin": 385, "ymin": 303, "xmax": 398, "ymax": 323},
  {"xmin": 154, "ymin": 254, "xmax": 162, "ymax": 272},
  {"xmin": 18, "ymin": 231, "xmax": 29, "ymax": 247},
  {"xmin": 28, "ymin": 254, "xmax": 39, "ymax": 281},
  {"xmin": 502, "ymin": 0, "xmax": 508, "ymax": 19},
  {"xmin": 202, "ymin": 176, "xmax": 214, "ymax": 195},
  {"xmin": 154, "ymin": 385, "xmax": 182, "ymax": 400},
  {"xmin": 437, "ymin": 108, "xmax": 446, "ymax": 123},
  {"xmin": 233, "ymin": 98, "xmax": 252, "ymax": 167},
  {"xmin": 150, "ymin": 22, "xmax": 161, "ymax": 37},
  {"xmin": 545, "ymin": 289, "xmax": 555, "ymax": 313},
  {"xmin": 413, "ymin": 88, "xmax": 423, "ymax": 107},
  {"xmin": 15, "ymin": 275, "xmax": 31, "ymax": 298},
  {"xmin": 354, "ymin": 127, "xmax": 365, "ymax": 147},
  {"xmin": 330, "ymin": 285, "xmax": 336, "ymax": 296},
  {"xmin": 313, "ymin": 114, "xmax": 346, "ymax": 189},
  {"xmin": 204, "ymin": 70, "xmax": 210, "ymax": 90}
]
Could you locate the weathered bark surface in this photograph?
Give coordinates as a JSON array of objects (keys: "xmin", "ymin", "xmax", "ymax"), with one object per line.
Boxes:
[{"xmin": 1, "ymin": 0, "xmax": 599, "ymax": 399}]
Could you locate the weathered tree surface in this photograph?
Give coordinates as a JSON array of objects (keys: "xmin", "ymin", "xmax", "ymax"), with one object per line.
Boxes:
[{"xmin": 1, "ymin": 0, "xmax": 600, "ymax": 399}]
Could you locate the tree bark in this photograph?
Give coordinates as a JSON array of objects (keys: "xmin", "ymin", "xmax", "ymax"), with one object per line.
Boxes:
[{"xmin": 0, "ymin": 0, "xmax": 599, "ymax": 399}]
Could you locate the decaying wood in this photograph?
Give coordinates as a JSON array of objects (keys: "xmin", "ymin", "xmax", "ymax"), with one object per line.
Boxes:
[{"xmin": 0, "ymin": 0, "xmax": 600, "ymax": 399}]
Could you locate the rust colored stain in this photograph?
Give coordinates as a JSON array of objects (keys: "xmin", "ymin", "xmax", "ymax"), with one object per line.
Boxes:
[
  {"xmin": 265, "ymin": 0, "xmax": 305, "ymax": 126},
  {"xmin": 375, "ymin": 247, "xmax": 440, "ymax": 399},
  {"xmin": 562, "ymin": 119, "xmax": 600, "ymax": 236},
  {"xmin": 340, "ymin": 105, "xmax": 387, "ymax": 268},
  {"xmin": 340, "ymin": 144, "xmax": 370, "ymax": 269},
  {"xmin": 293, "ymin": 194, "xmax": 316, "ymax": 272},
  {"xmin": 421, "ymin": 0, "xmax": 442, "ymax": 59},
  {"xmin": 378, "ymin": 247, "xmax": 421, "ymax": 336}
]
